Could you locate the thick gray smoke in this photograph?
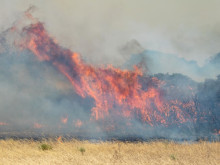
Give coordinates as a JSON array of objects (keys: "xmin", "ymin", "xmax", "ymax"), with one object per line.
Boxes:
[
  {"xmin": 121, "ymin": 40, "xmax": 220, "ymax": 81},
  {"xmin": 0, "ymin": 27, "xmax": 100, "ymax": 137},
  {"xmin": 0, "ymin": 5, "xmax": 219, "ymax": 141},
  {"xmin": 1, "ymin": 1, "xmax": 220, "ymax": 68}
]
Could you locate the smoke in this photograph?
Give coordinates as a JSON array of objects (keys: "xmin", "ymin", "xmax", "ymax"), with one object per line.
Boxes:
[
  {"xmin": 123, "ymin": 44, "xmax": 220, "ymax": 81},
  {"xmin": 2, "ymin": 0, "xmax": 220, "ymax": 65},
  {"xmin": 0, "ymin": 24, "xmax": 95, "ymax": 135},
  {"xmin": 0, "ymin": 5, "xmax": 219, "ymax": 140}
]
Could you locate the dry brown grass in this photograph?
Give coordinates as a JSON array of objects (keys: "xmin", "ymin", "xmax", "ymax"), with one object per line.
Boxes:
[{"xmin": 0, "ymin": 139, "xmax": 219, "ymax": 165}]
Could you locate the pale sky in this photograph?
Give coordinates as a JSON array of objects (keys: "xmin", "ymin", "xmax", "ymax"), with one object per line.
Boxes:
[{"xmin": 1, "ymin": 0, "xmax": 220, "ymax": 65}]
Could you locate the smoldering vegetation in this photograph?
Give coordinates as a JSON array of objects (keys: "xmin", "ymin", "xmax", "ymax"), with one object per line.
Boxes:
[{"xmin": 0, "ymin": 20, "xmax": 219, "ymax": 141}]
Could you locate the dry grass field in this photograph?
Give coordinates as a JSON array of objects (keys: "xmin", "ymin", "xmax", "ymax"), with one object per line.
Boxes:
[{"xmin": 0, "ymin": 139, "xmax": 219, "ymax": 165}]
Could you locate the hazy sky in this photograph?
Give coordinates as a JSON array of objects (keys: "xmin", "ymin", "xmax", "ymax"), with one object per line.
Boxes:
[{"xmin": 1, "ymin": 0, "xmax": 220, "ymax": 65}]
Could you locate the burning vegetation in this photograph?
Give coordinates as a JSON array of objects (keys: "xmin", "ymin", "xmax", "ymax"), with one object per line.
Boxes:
[{"xmin": 0, "ymin": 11, "xmax": 219, "ymax": 141}]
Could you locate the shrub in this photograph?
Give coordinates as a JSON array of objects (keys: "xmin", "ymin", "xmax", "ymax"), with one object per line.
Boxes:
[
  {"xmin": 79, "ymin": 147, "xmax": 86, "ymax": 155},
  {"xmin": 39, "ymin": 143, "xmax": 52, "ymax": 151},
  {"xmin": 170, "ymin": 154, "xmax": 176, "ymax": 160}
]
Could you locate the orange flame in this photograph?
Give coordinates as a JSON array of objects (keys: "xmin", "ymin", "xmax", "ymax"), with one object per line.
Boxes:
[
  {"xmin": 0, "ymin": 122, "xmax": 7, "ymax": 126},
  {"xmin": 34, "ymin": 122, "xmax": 43, "ymax": 129},
  {"xmin": 57, "ymin": 136, "xmax": 62, "ymax": 142},
  {"xmin": 18, "ymin": 20, "xmax": 197, "ymax": 127},
  {"xmin": 214, "ymin": 130, "xmax": 220, "ymax": 135},
  {"xmin": 75, "ymin": 120, "xmax": 83, "ymax": 128},
  {"xmin": 61, "ymin": 116, "xmax": 68, "ymax": 124}
]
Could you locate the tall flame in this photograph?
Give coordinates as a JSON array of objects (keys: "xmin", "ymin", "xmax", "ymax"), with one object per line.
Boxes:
[{"xmin": 18, "ymin": 21, "xmax": 196, "ymax": 127}]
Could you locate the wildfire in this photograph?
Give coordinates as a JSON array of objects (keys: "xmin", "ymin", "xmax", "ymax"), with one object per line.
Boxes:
[
  {"xmin": 0, "ymin": 122, "xmax": 7, "ymax": 126},
  {"xmin": 61, "ymin": 116, "xmax": 68, "ymax": 124},
  {"xmin": 214, "ymin": 130, "xmax": 220, "ymax": 135},
  {"xmin": 34, "ymin": 122, "xmax": 43, "ymax": 129},
  {"xmin": 15, "ymin": 13, "xmax": 197, "ymax": 128},
  {"xmin": 57, "ymin": 136, "xmax": 62, "ymax": 143},
  {"xmin": 74, "ymin": 120, "xmax": 83, "ymax": 128}
]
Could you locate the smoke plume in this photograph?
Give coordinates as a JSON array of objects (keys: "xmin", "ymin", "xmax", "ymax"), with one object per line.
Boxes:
[{"xmin": 0, "ymin": 9, "xmax": 219, "ymax": 141}]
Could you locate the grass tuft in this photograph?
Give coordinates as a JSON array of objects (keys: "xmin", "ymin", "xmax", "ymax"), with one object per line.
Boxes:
[
  {"xmin": 39, "ymin": 143, "xmax": 52, "ymax": 151},
  {"xmin": 79, "ymin": 147, "xmax": 86, "ymax": 155},
  {"xmin": 170, "ymin": 154, "xmax": 176, "ymax": 160}
]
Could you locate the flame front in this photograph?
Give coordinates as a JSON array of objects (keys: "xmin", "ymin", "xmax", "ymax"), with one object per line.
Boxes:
[{"xmin": 18, "ymin": 21, "xmax": 197, "ymax": 127}]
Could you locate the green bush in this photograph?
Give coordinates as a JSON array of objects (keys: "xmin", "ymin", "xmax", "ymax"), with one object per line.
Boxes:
[
  {"xmin": 79, "ymin": 147, "xmax": 86, "ymax": 155},
  {"xmin": 170, "ymin": 154, "xmax": 176, "ymax": 160},
  {"xmin": 39, "ymin": 143, "xmax": 52, "ymax": 151}
]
